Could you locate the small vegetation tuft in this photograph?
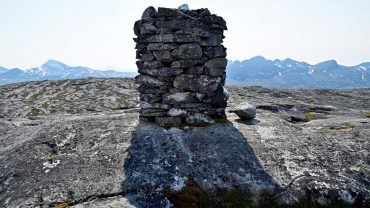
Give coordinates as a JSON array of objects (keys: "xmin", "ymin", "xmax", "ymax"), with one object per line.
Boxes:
[{"xmin": 305, "ymin": 112, "xmax": 314, "ymax": 121}]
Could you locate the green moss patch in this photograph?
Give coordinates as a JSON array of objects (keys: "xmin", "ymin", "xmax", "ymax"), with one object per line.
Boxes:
[
  {"xmin": 27, "ymin": 107, "xmax": 40, "ymax": 117},
  {"xmin": 305, "ymin": 112, "xmax": 314, "ymax": 121},
  {"xmin": 328, "ymin": 124, "xmax": 356, "ymax": 130},
  {"xmin": 363, "ymin": 112, "xmax": 370, "ymax": 118},
  {"xmin": 223, "ymin": 189, "xmax": 254, "ymax": 208},
  {"xmin": 164, "ymin": 177, "xmax": 213, "ymax": 208},
  {"xmin": 52, "ymin": 202, "xmax": 69, "ymax": 208},
  {"xmin": 165, "ymin": 178, "xmax": 254, "ymax": 208}
]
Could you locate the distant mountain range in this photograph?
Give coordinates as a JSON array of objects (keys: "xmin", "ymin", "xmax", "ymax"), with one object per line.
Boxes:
[
  {"xmin": 1, "ymin": 57, "xmax": 369, "ymax": 88},
  {"xmin": 227, "ymin": 56, "xmax": 370, "ymax": 88},
  {"xmin": 0, "ymin": 60, "xmax": 137, "ymax": 85}
]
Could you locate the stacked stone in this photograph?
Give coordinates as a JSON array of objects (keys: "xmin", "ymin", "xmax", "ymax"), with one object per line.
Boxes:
[{"xmin": 134, "ymin": 5, "xmax": 228, "ymax": 127}]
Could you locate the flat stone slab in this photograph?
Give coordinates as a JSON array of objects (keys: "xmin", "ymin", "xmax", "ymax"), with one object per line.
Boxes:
[{"xmin": 0, "ymin": 111, "xmax": 138, "ymax": 207}]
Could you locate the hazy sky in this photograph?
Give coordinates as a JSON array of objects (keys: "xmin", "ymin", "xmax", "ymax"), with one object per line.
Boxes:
[{"xmin": 0, "ymin": 0, "xmax": 369, "ymax": 71}]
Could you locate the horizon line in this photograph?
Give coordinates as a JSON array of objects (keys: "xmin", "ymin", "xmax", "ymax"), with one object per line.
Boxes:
[{"xmin": 1, "ymin": 56, "xmax": 370, "ymax": 72}]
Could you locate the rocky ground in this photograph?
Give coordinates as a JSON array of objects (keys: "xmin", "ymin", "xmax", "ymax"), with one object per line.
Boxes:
[{"xmin": 0, "ymin": 78, "xmax": 369, "ymax": 207}]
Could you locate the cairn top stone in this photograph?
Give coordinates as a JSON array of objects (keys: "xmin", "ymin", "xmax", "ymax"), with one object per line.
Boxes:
[{"xmin": 141, "ymin": 6, "xmax": 157, "ymax": 20}]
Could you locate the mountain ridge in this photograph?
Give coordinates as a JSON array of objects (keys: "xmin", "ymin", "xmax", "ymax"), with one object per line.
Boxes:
[
  {"xmin": 0, "ymin": 60, "xmax": 137, "ymax": 85},
  {"xmin": 227, "ymin": 56, "xmax": 370, "ymax": 88}
]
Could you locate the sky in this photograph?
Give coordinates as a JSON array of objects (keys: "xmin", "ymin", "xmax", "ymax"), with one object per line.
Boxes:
[{"xmin": 0, "ymin": 0, "xmax": 369, "ymax": 71}]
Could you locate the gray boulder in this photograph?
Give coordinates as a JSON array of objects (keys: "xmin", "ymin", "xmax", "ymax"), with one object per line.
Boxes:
[{"xmin": 231, "ymin": 103, "xmax": 257, "ymax": 120}]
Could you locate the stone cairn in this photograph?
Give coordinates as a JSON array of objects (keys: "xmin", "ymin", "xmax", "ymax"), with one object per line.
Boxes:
[{"xmin": 134, "ymin": 5, "xmax": 228, "ymax": 127}]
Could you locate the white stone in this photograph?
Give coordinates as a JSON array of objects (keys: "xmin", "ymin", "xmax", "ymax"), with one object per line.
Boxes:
[
  {"xmin": 168, "ymin": 108, "xmax": 187, "ymax": 117},
  {"xmin": 42, "ymin": 160, "xmax": 60, "ymax": 169},
  {"xmin": 165, "ymin": 92, "xmax": 193, "ymax": 103}
]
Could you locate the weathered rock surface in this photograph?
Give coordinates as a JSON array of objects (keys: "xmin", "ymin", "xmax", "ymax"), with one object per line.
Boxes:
[
  {"xmin": 0, "ymin": 78, "xmax": 369, "ymax": 207},
  {"xmin": 0, "ymin": 78, "xmax": 139, "ymax": 118},
  {"xmin": 171, "ymin": 43, "xmax": 203, "ymax": 60}
]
